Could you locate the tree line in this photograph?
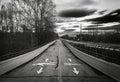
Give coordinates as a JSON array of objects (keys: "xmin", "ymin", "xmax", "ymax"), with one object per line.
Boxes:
[
  {"xmin": 61, "ymin": 32, "xmax": 120, "ymax": 44},
  {"xmin": 0, "ymin": 0, "xmax": 56, "ymax": 32},
  {"xmin": 0, "ymin": 0, "xmax": 58, "ymax": 60}
]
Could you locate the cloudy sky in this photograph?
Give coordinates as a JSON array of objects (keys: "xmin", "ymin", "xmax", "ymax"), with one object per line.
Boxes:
[
  {"xmin": 1, "ymin": 0, "xmax": 120, "ymax": 35},
  {"xmin": 53, "ymin": 0, "xmax": 120, "ymax": 35},
  {"xmin": 54, "ymin": 0, "xmax": 120, "ymax": 12}
]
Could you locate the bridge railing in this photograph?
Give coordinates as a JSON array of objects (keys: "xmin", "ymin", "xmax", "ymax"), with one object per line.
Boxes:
[
  {"xmin": 61, "ymin": 39, "xmax": 120, "ymax": 82},
  {"xmin": 0, "ymin": 40, "xmax": 56, "ymax": 76}
]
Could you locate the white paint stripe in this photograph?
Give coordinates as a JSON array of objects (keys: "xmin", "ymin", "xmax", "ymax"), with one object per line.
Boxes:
[
  {"xmin": 64, "ymin": 63, "xmax": 81, "ymax": 66},
  {"xmin": 68, "ymin": 58, "xmax": 72, "ymax": 62},
  {"xmin": 115, "ymin": 49, "xmax": 120, "ymax": 51},
  {"xmin": 109, "ymin": 48, "xmax": 114, "ymax": 51},
  {"xmin": 45, "ymin": 59, "xmax": 49, "ymax": 62},
  {"xmin": 105, "ymin": 48, "xmax": 109, "ymax": 50},
  {"xmin": 33, "ymin": 62, "xmax": 56, "ymax": 66}
]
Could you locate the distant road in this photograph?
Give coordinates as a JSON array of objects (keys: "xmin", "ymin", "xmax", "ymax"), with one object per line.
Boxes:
[{"xmin": 0, "ymin": 40, "xmax": 116, "ymax": 82}]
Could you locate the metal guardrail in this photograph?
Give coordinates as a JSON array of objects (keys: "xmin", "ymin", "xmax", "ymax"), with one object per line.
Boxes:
[
  {"xmin": 0, "ymin": 40, "xmax": 56, "ymax": 76},
  {"xmin": 62, "ymin": 39, "xmax": 120, "ymax": 82},
  {"xmin": 63, "ymin": 39, "xmax": 120, "ymax": 52}
]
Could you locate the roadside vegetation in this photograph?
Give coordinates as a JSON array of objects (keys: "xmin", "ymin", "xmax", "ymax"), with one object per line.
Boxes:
[
  {"xmin": 61, "ymin": 32, "xmax": 120, "ymax": 44},
  {"xmin": 61, "ymin": 30, "xmax": 120, "ymax": 65},
  {"xmin": 0, "ymin": 0, "xmax": 58, "ymax": 61},
  {"xmin": 68, "ymin": 41, "xmax": 120, "ymax": 65}
]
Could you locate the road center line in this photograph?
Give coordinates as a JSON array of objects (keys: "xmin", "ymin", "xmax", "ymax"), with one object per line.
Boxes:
[{"xmin": 58, "ymin": 43, "xmax": 62, "ymax": 82}]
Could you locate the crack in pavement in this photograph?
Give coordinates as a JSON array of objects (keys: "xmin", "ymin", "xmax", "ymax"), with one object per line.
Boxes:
[{"xmin": 55, "ymin": 56, "xmax": 59, "ymax": 69}]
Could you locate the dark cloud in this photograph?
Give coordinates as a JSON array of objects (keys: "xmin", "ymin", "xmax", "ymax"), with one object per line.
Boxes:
[
  {"xmin": 73, "ymin": 25, "xmax": 79, "ymax": 28},
  {"xmin": 57, "ymin": 20, "xmax": 64, "ymax": 23},
  {"xmin": 88, "ymin": 24, "xmax": 103, "ymax": 27},
  {"xmin": 61, "ymin": 27, "xmax": 66, "ymax": 30},
  {"xmin": 83, "ymin": 27, "xmax": 98, "ymax": 30},
  {"xmin": 85, "ymin": 9, "xmax": 120, "ymax": 24},
  {"xmin": 98, "ymin": 10, "xmax": 108, "ymax": 15},
  {"xmin": 60, "ymin": 27, "xmax": 76, "ymax": 32},
  {"xmin": 83, "ymin": 24, "xmax": 120, "ymax": 30},
  {"xmin": 64, "ymin": 29, "xmax": 76, "ymax": 32},
  {"xmin": 58, "ymin": 9, "xmax": 97, "ymax": 18},
  {"xmin": 82, "ymin": 24, "xmax": 103, "ymax": 30}
]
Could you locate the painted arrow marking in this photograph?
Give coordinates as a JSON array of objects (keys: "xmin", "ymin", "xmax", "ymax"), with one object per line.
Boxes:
[
  {"xmin": 33, "ymin": 62, "xmax": 56, "ymax": 74},
  {"xmin": 37, "ymin": 67, "xmax": 43, "ymax": 74},
  {"xmin": 73, "ymin": 67, "xmax": 79, "ymax": 75},
  {"xmin": 64, "ymin": 62, "xmax": 81, "ymax": 75}
]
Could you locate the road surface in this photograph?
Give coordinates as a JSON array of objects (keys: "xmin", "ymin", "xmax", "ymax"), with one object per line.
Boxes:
[{"xmin": 0, "ymin": 40, "xmax": 117, "ymax": 82}]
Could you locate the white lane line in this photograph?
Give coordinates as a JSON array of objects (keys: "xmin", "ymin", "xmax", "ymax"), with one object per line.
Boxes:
[
  {"xmin": 73, "ymin": 67, "xmax": 79, "ymax": 75},
  {"xmin": 68, "ymin": 58, "xmax": 72, "ymax": 62},
  {"xmin": 45, "ymin": 58, "xmax": 49, "ymax": 62},
  {"xmin": 58, "ymin": 42, "xmax": 62, "ymax": 82},
  {"xmin": 37, "ymin": 67, "xmax": 43, "ymax": 74}
]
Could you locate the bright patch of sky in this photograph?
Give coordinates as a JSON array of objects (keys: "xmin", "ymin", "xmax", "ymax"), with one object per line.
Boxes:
[{"xmin": 54, "ymin": 0, "xmax": 120, "ymax": 35}]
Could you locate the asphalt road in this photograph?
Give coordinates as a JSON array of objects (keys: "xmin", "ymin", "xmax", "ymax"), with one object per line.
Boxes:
[{"xmin": 0, "ymin": 40, "xmax": 116, "ymax": 82}]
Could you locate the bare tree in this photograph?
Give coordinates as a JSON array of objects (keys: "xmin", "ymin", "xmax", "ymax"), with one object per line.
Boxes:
[
  {"xmin": 13, "ymin": 0, "xmax": 56, "ymax": 32},
  {"xmin": 0, "ymin": 2, "xmax": 15, "ymax": 32},
  {"xmin": 0, "ymin": 4, "xmax": 8, "ymax": 32}
]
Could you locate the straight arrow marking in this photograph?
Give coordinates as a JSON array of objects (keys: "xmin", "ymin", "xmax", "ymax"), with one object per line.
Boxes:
[
  {"xmin": 73, "ymin": 67, "xmax": 79, "ymax": 75},
  {"xmin": 37, "ymin": 67, "xmax": 43, "ymax": 74}
]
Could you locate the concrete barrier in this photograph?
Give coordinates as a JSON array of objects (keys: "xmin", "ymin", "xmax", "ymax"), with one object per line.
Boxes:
[
  {"xmin": 0, "ymin": 40, "xmax": 56, "ymax": 75},
  {"xmin": 62, "ymin": 40, "xmax": 120, "ymax": 82}
]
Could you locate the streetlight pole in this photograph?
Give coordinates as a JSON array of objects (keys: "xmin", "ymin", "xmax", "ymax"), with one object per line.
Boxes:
[{"xmin": 80, "ymin": 23, "xmax": 82, "ymax": 41}]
